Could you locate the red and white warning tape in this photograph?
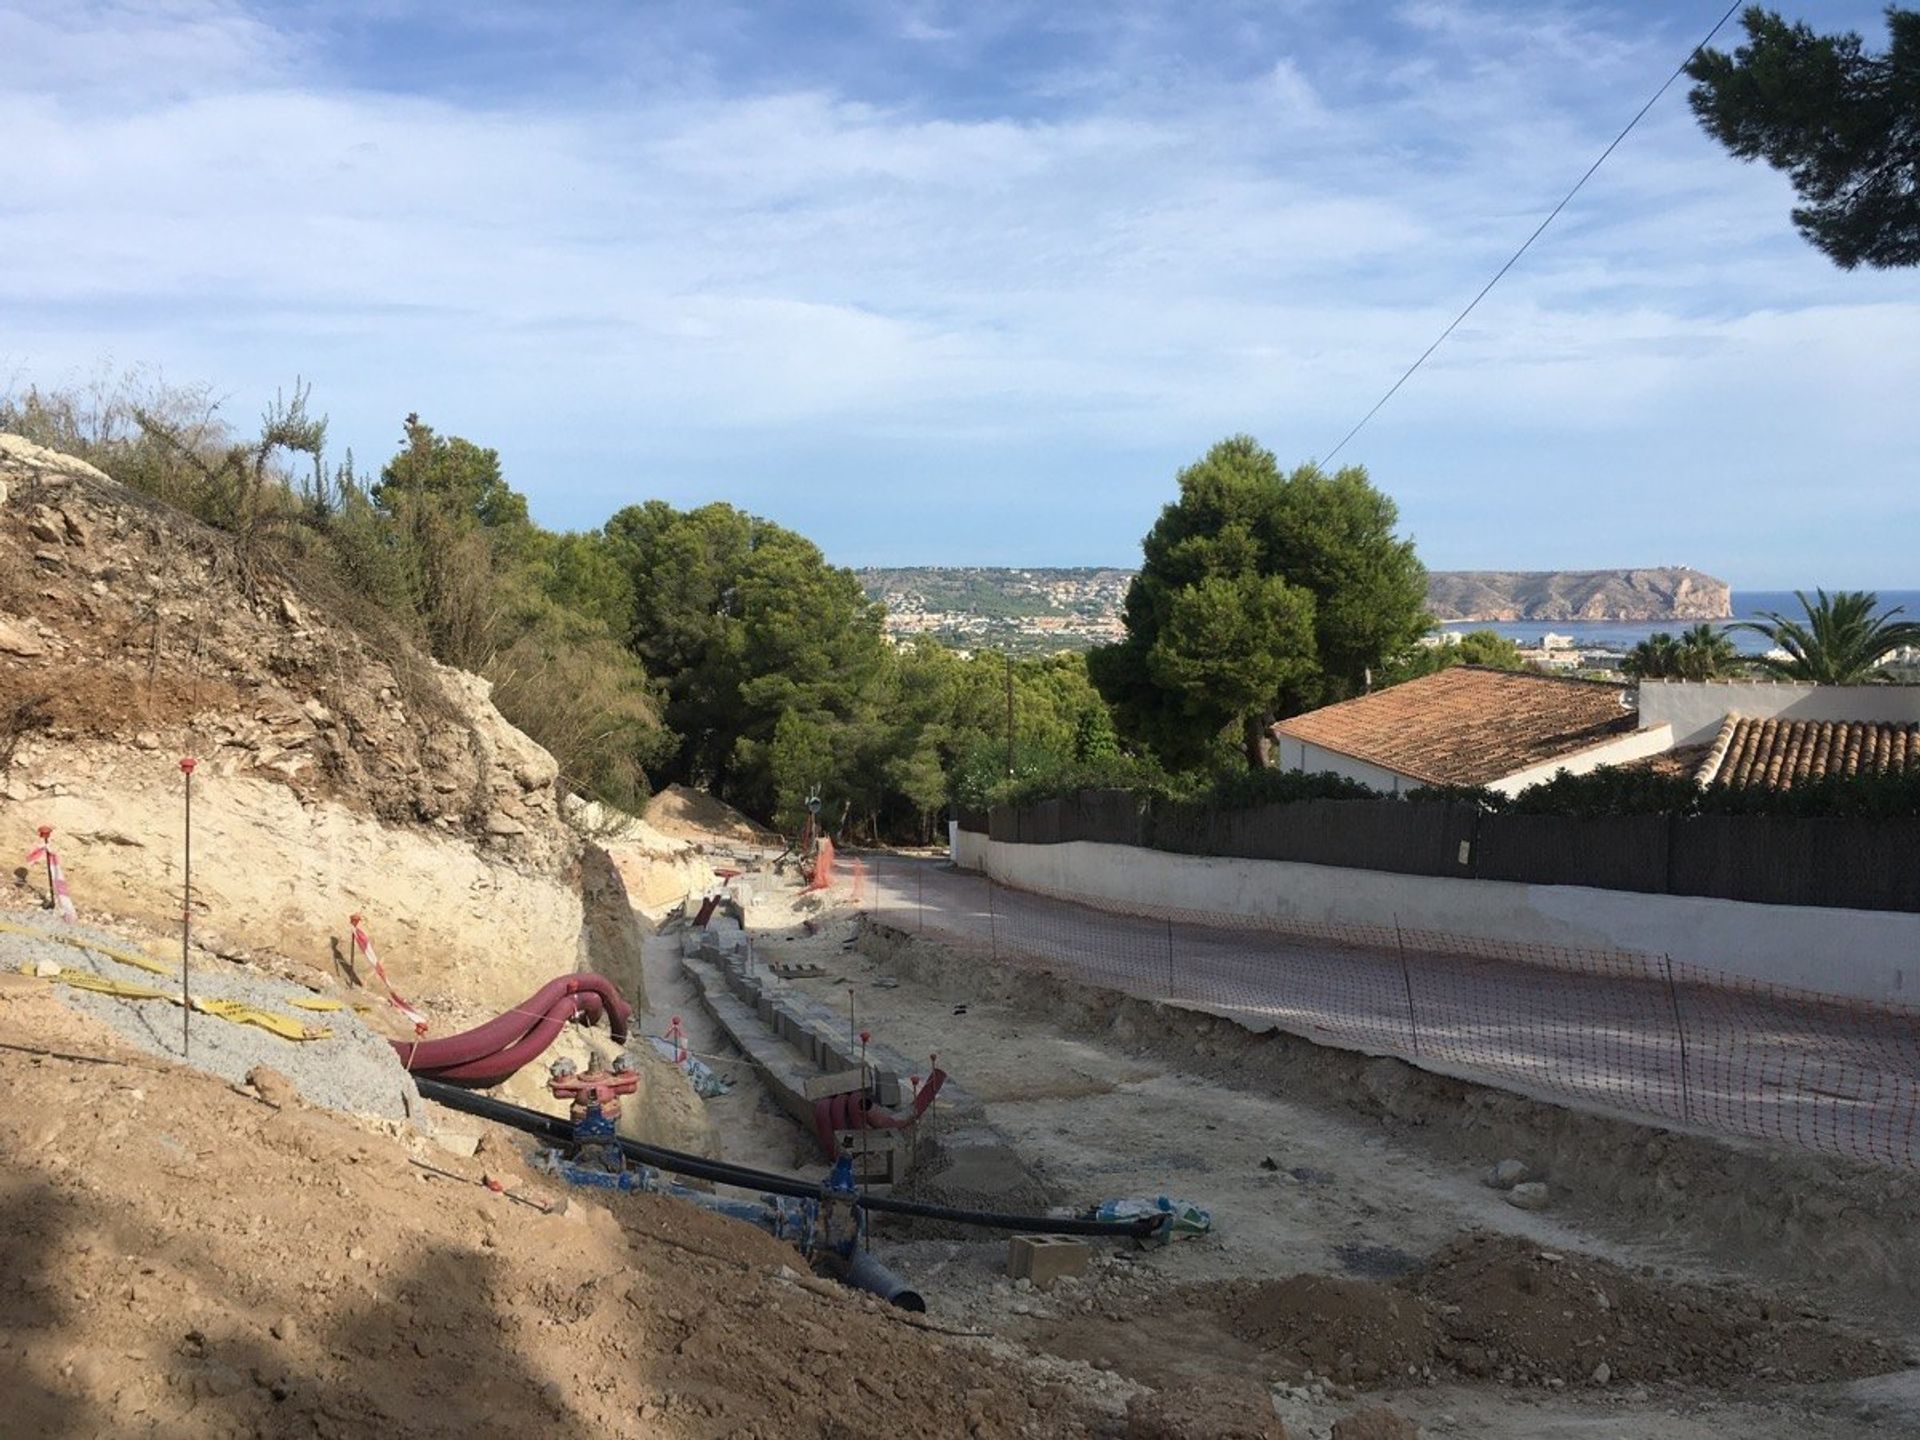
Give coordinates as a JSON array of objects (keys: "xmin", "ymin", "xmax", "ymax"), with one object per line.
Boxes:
[
  {"xmin": 27, "ymin": 827, "xmax": 76, "ymax": 923},
  {"xmin": 349, "ymin": 913, "xmax": 429, "ymax": 1035}
]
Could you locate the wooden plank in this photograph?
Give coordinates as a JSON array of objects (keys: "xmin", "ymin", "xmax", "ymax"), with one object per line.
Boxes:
[
  {"xmin": 769, "ymin": 961, "xmax": 826, "ymax": 978},
  {"xmin": 804, "ymin": 1068, "xmax": 869, "ymax": 1101}
]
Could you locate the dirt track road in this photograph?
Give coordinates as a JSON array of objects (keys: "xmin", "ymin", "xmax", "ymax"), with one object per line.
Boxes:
[{"xmin": 864, "ymin": 854, "xmax": 1920, "ymax": 1171}]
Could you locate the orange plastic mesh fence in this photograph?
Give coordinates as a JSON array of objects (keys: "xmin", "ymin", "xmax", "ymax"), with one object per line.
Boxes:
[{"xmin": 864, "ymin": 855, "xmax": 1920, "ymax": 1171}]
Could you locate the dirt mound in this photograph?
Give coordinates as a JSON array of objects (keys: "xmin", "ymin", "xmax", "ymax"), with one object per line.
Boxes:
[
  {"xmin": 1125, "ymin": 1378, "xmax": 1289, "ymax": 1439},
  {"xmin": 646, "ymin": 783, "xmax": 776, "ymax": 847},
  {"xmin": 568, "ymin": 799, "xmax": 717, "ymax": 920},
  {"xmin": 1227, "ymin": 1274, "xmax": 1437, "ymax": 1384},
  {"xmin": 1071, "ymin": 1236, "xmax": 1907, "ymax": 1399},
  {"xmin": 880, "ymin": 1132, "xmax": 1062, "ymax": 1241},
  {"xmin": 0, "ymin": 986, "xmax": 1106, "ymax": 1439},
  {"xmin": 1412, "ymin": 1233, "xmax": 1904, "ymax": 1389}
]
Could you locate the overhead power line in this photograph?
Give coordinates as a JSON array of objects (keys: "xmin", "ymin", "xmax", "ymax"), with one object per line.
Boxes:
[{"xmin": 1319, "ymin": 0, "xmax": 1745, "ymax": 468}]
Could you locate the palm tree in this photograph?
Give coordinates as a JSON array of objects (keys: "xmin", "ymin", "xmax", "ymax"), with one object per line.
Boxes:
[
  {"xmin": 1733, "ymin": 589, "xmax": 1920, "ymax": 684},
  {"xmin": 1673, "ymin": 622, "xmax": 1742, "ymax": 680},
  {"xmin": 1622, "ymin": 631, "xmax": 1683, "ymax": 680}
]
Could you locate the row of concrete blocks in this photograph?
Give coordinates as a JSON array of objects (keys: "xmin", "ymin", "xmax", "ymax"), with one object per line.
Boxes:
[
  {"xmin": 681, "ymin": 954, "xmax": 824, "ymax": 1138},
  {"xmin": 683, "ymin": 950, "xmax": 914, "ymax": 1183},
  {"xmin": 683, "ymin": 939, "xmax": 1040, "ymax": 1201},
  {"xmin": 705, "ymin": 941, "xmax": 910, "ymax": 1108}
]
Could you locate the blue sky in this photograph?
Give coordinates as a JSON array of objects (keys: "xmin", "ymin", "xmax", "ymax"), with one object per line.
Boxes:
[{"xmin": 3, "ymin": 1, "xmax": 1915, "ymax": 585}]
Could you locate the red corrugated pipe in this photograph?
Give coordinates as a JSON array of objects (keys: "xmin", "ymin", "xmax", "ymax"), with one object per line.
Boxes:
[
  {"xmin": 391, "ymin": 974, "xmax": 632, "ymax": 1088},
  {"xmin": 811, "ymin": 1068, "xmax": 946, "ymax": 1158}
]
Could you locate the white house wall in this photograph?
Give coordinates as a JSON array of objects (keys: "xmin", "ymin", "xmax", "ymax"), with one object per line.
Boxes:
[
  {"xmin": 1638, "ymin": 681, "xmax": 1920, "ymax": 745},
  {"xmin": 1274, "ymin": 737, "xmax": 1419, "ymax": 794},
  {"xmin": 952, "ymin": 834, "xmax": 1916, "ymax": 1006},
  {"xmin": 1489, "ymin": 723, "xmax": 1675, "ymax": 795}
]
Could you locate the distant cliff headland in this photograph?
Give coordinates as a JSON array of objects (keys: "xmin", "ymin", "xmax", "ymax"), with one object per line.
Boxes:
[{"xmin": 1424, "ymin": 567, "xmax": 1732, "ymax": 623}]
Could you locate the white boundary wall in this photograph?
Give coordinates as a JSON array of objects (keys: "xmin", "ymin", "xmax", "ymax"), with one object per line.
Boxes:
[{"xmin": 950, "ymin": 830, "xmax": 1918, "ymax": 1005}]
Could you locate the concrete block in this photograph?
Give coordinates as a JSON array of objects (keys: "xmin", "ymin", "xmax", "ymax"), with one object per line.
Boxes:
[
  {"xmin": 804, "ymin": 1068, "xmax": 868, "ymax": 1100},
  {"xmin": 873, "ymin": 1069, "xmax": 903, "ymax": 1108},
  {"xmin": 815, "ymin": 1029, "xmax": 848, "ymax": 1069},
  {"xmin": 755, "ymin": 991, "xmax": 776, "ymax": 1026},
  {"xmin": 794, "ymin": 1024, "xmax": 822, "ymax": 1065},
  {"xmin": 1007, "ymin": 1235, "xmax": 1089, "ymax": 1291},
  {"xmin": 832, "ymin": 1130, "xmax": 898, "ymax": 1181}
]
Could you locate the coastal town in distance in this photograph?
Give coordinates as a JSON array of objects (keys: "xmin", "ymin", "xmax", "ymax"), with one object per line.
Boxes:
[{"xmin": 860, "ymin": 564, "xmax": 1743, "ymax": 672}]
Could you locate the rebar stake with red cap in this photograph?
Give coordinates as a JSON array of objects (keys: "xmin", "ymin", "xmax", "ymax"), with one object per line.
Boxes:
[
  {"xmin": 36, "ymin": 825, "xmax": 54, "ymax": 911},
  {"xmin": 859, "ymin": 1028, "xmax": 872, "ymax": 1247},
  {"xmin": 180, "ymin": 757, "xmax": 197, "ymax": 1058}
]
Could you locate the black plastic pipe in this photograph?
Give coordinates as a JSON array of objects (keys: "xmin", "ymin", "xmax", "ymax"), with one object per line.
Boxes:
[
  {"xmin": 829, "ymin": 1250, "xmax": 926, "ymax": 1311},
  {"xmin": 416, "ymin": 1078, "xmax": 1160, "ymax": 1239}
]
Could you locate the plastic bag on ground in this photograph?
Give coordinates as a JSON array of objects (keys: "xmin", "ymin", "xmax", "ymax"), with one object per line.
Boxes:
[
  {"xmin": 1091, "ymin": 1196, "xmax": 1212, "ymax": 1242},
  {"xmin": 648, "ymin": 1036, "xmax": 731, "ymax": 1098}
]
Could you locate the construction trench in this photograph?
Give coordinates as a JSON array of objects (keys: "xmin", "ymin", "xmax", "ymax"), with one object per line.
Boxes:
[{"xmin": 9, "ymin": 838, "xmax": 1920, "ymax": 1439}]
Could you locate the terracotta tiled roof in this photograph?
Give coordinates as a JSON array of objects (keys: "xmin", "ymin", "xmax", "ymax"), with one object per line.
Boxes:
[
  {"xmin": 1614, "ymin": 740, "xmax": 1714, "ymax": 780},
  {"xmin": 1699, "ymin": 715, "xmax": 1920, "ymax": 789},
  {"xmin": 1271, "ymin": 667, "xmax": 1635, "ymax": 788}
]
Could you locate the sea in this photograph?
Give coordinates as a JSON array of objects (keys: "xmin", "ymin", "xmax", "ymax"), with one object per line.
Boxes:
[{"xmin": 1438, "ymin": 590, "xmax": 1920, "ymax": 658}]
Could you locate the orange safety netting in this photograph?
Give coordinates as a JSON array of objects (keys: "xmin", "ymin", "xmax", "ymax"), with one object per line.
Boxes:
[{"xmin": 805, "ymin": 836, "xmax": 836, "ymax": 892}]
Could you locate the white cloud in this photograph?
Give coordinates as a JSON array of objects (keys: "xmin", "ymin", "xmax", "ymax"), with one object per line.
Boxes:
[{"xmin": 2, "ymin": 0, "xmax": 1913, "ymax": 578}]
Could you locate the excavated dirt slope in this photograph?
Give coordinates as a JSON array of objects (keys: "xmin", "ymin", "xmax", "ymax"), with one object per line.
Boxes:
[
  {"xmin": 0, "ymin": 434, "xmax": 643, "ymax": 1011},
  {"xmin": 0, "ymin": 977, "xmax": 1106, "ymax": 1440}
]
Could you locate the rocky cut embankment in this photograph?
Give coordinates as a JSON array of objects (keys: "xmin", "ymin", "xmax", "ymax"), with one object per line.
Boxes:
[{"xmin": 0, "ymin": 433, "xmax": 644, "ymax": 1011}]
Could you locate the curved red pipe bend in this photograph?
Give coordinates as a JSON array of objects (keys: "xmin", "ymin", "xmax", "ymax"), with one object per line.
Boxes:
[
  {"xmin": 411, "ymin": 997, "xmax": 589, "ymax": 1087},
  {"xmin": 389, "ymin": 973, "xmax": 633, "ymax": 1084},
  {"xmin": 397, "ymin": 976, "xmax": 581, "ymax": 1069},
  {"xmin": 810, "ymin": 1068, "xmax": 949, "ymax": 1156}
]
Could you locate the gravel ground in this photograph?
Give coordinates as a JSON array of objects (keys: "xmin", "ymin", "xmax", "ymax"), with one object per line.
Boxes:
[{"xmin": 0, "ymin": 909, "xmax": 422, "ymax": 1122}]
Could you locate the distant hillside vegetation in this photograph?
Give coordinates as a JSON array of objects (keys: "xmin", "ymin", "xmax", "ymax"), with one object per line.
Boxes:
[{"xmin": 1425, "ymin": 568, "xmax": 1732, "ymax": 623}]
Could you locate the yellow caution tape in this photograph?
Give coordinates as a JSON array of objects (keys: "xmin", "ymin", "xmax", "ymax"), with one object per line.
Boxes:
[
  {"xmin": 39, "ymin": 969, "xmax": 172, "ymax": 1001},
  {"xmin": 17, "ymin": 963, "xmax": 331, "ymax": 1042},
  {"xmin": 0, "ymin": 918, "xmax": 172, "ymax": 975},
  {"xmin": 287, "ymin": 996, "xmax": 344, "ymax": 1012},
  {"xmin": 191, "ymin": 996, "xmax": 332, "ymax": 1042}
]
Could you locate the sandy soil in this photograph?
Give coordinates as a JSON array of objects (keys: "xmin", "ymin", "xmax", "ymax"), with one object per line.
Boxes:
[
  {"xmin": 644, "ymin": 784, "xmax": 779, "ymax": 848},
  {"xmin": 691, "ymin": 875, "xmax": 1920, "ymax": 1440},
  {"xmin": 0, "ymin": 973, "xmax": 1133, "ymax": 1440}
]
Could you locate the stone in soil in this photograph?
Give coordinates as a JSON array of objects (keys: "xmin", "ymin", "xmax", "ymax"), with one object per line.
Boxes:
[
  {"xmin": 1504, "ymin": 1181, "xmax": 1550, "ymax": 1210},
  {"xmin": 1484, "ymin": 1158, "xmax": 1530, "ymax": 1190},
  {"xmin": 1331, "ymin": 1407, "xmax": 1419, "ymax": 1440},
  {"xmin": 1125, "ymin": 1379, "xmax": 1290, "ymax": 1439}
]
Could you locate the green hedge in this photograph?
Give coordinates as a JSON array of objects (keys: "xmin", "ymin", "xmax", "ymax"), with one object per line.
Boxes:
[
  {"xmin": 991, "ymin": 760, "xmax": 1920, "ymax": 820},
  {"xmin": 988, "ymin": 760, "xmax": 1377, "ymax": 813}
]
